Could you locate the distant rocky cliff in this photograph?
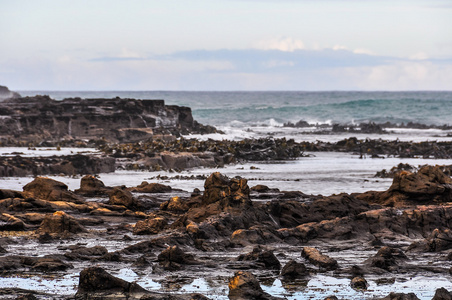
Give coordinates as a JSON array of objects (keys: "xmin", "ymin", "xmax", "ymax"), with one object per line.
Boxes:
[{"xmin": 0, "ymin": 94, "xmax": 217, "ymax": 145}]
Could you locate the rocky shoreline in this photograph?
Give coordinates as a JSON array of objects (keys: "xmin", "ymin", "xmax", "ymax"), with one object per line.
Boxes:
[{"xmin": 1, "ymin": 165, "xmax": 452, "ymax": 299}]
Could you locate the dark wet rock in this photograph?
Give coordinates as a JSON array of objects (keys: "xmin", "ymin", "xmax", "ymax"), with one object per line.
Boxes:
[
  {"xmin": 324, "ymin": 297, "xmax": 339, "ymax": 300},
  {"xmin": 75, "ymin": 175, "xmax": 112, "ymax": 196},
  {"xmin": 108, "ymin": 187, "xmax": 138, "ymax": 209},
  {"xmin": 202, "ymin": 172, "xmax": 251, "ymax": 207},
  {"xmin": 432, "ymin": 288, "xmax": 452, "ymax": 300},
  {"xmin": 160, "ymin": 196, "xmax": 189, "ymax": 212},
  {"xmin": 408, "ymin": 228, "xmax": 452, "ymax": 252},
  {"xmin": 379, "ymin": 292, "xmax": 420, "ymax": 300},
  {"xmin": 28, "ymin": 257, "xmax": 72, "ymax": 272},
  {"xmin": 280, "ymin": 259, "xmax": 308, "ymax": 278},
  {"xmin": 22, "ymin": 177, "xmax": 82, "ymax": 203},
  {"xmin": 133, "ymin": 217, "xmax": 168, "ymax": 235},
  {"xmin": 230, "ymin": 226, "xmax": 281, "ymax": 246},
  {"xmin": 75, "ymin": 266, "xmax": 149, "ymax": 299},
  {"xmin": 0, "ymin": 245, "xmax": 6, "ymax": 254},
  {"xmin": 0, "ymin": 213, "xmax": 26, "ymax": 231},
  {"xmin": 36, "ymin": 211, "xmax": 87, "ymax": 235},
  {"xmin": 157, "ymin": 245, "xmax": 196, "ymax": 271},
  {"xmin": 129, "ymin": 181, "xmax": 172, "ymax": 193},
  {"xmin": 64, "ymin": 246, "xmax": 109, "ymax": 261},
  {"xmin": 228, "ymin": 271, "xmax": 283, "ymax": 300},
  {"xmin": 358, "ymin": 166, "xmax": 452, "ymax": 207},
  {"xmin": 375, "ymin": 163, "xmax": 416, "ymax": 178},
  {"xmin": 301, "ymin": 247, "xmax": 338, "ymax": 270},
  {"xmin": 350, "ymin": 276, "xmax": 368, "ymax": 290},
  {"xmin": 237, "ymin": 246, "xmax": 281, "ymax": 270},
  {"xmin": 365, "ymin": 246, "xmax": 407, "ymax": 271},
  {"xmin": 0, "ymin": 189, "xmax": 23, "ymax": 200},
  {"xmin": 15, "ymin": 293, "xmax": 38, "ymax": 300}
]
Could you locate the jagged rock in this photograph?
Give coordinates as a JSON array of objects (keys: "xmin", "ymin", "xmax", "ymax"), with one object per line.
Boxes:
[
  {"xmin": 129, "ymin": 181, "xmax": 172, "ymax": 193},
  {"xmin": 36, "ymin": 211, "xmax": 87, "ymax": 235},
  {"xmin": 28, "ymin": 257, "xmax": 72, "ymax": 272},
  {"xmin": 133, "ymin": 217, "xmax": 168, "ymax": 235},
  {"xmin": 0, "ymin": 189, "xmax": 23, "ymax": 200},
  {"xmin": 75, "ymin": 175, "xmax": 112, "ymax": 196},
  {"xmin": 157, "ymin": 245, "xmax": 196, "ymax": 271},
  {"xmin": 237, "ymin": 246, "xmax": 281, "ymax": 270},
  {"xmin": 379, "ymin": 292, "xmax": 420, "ymax": 300},
  {"xmin": 22, "ymin": 177, "xmax": 82, "ymax": 203},
  {"xmin": 160, "ymin": 196, "xmax": 189, "ymax": 212},
  {"xmin": 75, "ymin": 266, "xmax": 149, "ymax": 299},
  {"xmin": 228, "ymin": 271, "xmax": 282, "ymax": 300},
  {"xmin": 366, "ymin": 246, "xmax": 407, "ymax": 271},
  {"xmin": 108, "ymin": 188, "xmax": 138, "ymax": 209},
  {"xmin": 64, "ymin": 246, "xmax": 109, "ymax": 261},
  {"xmin": 350, "ymin": 276, "xmax": 368, "ymax": 290},
  {"xmin": 301, "ymin": 247, "xmax": 338, "ymax": 270},
  {"xmin": 432, "ymin": 288, "xmax": 452, "ymax": 300},
  {"xmin": 0, "ymin": 213, "xmax": 25, "ymax": 231},
  {"xmin": 280, "ymin": 260, "xmax": 308, "ymax": 278},
  {"xmin": 0, "ymin": 85, "xmax": 20, "ymax": 101},
  {"xmin": 358, "ymin": 166, "xmax": 452, "ymax": 206},
  {"xmin": 202, "ymin": 172, "xmax": 251, "ymax": 207}
]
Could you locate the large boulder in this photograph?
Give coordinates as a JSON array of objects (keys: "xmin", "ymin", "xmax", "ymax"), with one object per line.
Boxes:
[
  {"xmin": 280, "ymin": 260, "xmax": 308, "ymax": 279},
  {"xmin": 36, "ymin": 211, "xmax": 87, "ymax": 235},
  {"xmin": 108, "ymin": 188, "xmax": 138, "ymax": 209},
  {"xmin": 365, "ymin": 246, "xmax": 407, "ymax": 271},
  {"xmin": 75, "ymin": 175, "xmax": 112, "ymax": 196},
  {"xmin": 237, "ymin": 246, "xmax": 281, "ymax": 270},
  {"xmin": 301, "ymin": 247, "xmax": 338, "ymax": 270},
  {"xmin": 129, "ymin": 181, "xmax": 172, "ymax": 193},
  {"xmin": 228, "ymin": 271, "xmax": 282, "ymax": 300},
  {"xmin": 202, "ymin": 172, "xmax": 251, "ymax": 207},
  {"xmin": 75, "ymin": 266, "xmax": 148, "ymax": 299},
  {"xmin": 23, "ymin": 177, "xmax": 82, "ymax": 203},
  {"xmin": 157, "ymin": 245, "xmax": 196, "ymax": 271},
  {"xmin": 358, "ymin": 166, "xmax": 452, "ymax": 206},
  {"xmin": 133, "ymin": 217, "xmax": 168, "ymax": 235}
]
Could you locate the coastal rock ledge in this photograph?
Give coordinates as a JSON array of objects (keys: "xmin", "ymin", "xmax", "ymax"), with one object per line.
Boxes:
[{"xmin": 0, "ymin": 93, "xmax": 217, "ymax": 144}]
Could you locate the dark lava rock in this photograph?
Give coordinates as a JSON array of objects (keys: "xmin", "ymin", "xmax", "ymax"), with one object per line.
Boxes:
[
  {"xmin": 15, "ymin": 294, "xmax": 38, "ymax": 300},
  {"xmin": 350, "ymin": 276, "xmax": 368, "ymax": 290},
  {"xmin": 157, "ymin": 245, "xmax": 196, "ymax": 271},
  {"xmin": 366, "ymin": 246, "xmax": 407, "ymax": 271},
  {"xmin": 36, "ymin": 211, "xmax": 87, "ymax": 235},
  {"xmin": 280, "ymin": 259, "xmax": 308, "ymax": 278},
  {"xmin": 129, "ymin": 181, "xmax": 172, "ymax": 193},
  {"xmin": 432, "ymin": 287, "xmax": 452, "ymax": 300},
  {"xmin": 28, "ymin": 257, "xmax": 72, "ymax": 272},
  {"xmin": 64, "ymin": 246, "xmax": 109, "ymax": 261},
  {"xmin": 75, "ymin": 266, "xmax": 148, "ymax": 299},
  {"xmin": 237, "ymin": 246, "xmax": 281, "ymax": 270},
  {"xmin": 358, "ymin": 166, "xmax": 452, "ymax": 207},
  {"xmin": 108, "ymin": 187, "xmax": 138, "ymax": 209},
  {"xmin": 133, "ymin": 217, "xmax": 168, "ymax": 235},
  {"xmin": 379, "ymin": 292, "xmax": 420, "ymax": 300},
  {"xmin": 75, "ymin": 175, "xmax": 112, "ymax": 196},
  {"xmin": 160, "ymin": 196, "xmax": 189, "ymax": 212},
  {"xmin": 228, "ymin": 271, "xmax": 282, "ymax": 300},
  {"xmin": 202, "ymin": 172, "xmax": 251, "ymax": 207},
  {"xmin": 22, "ymin": 177, "xmax": 82, "ymax": 203},
  {"xmin": 301, "ymin": 247, "xmax": 338, "ymax": 270}
]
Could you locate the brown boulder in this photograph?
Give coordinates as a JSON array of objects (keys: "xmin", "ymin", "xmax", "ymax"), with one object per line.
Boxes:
[
  {"xmin": 108, "ymin": 188, "xmax": 138, "ymax": 209},
  {"xmin": 157, "ymin": 245, "xmax": 196, "ymax": 270},
  {"xmin": 228, "ymin": 271, "xmax": 282, "ymax": 300},
  {"xmin": 350, "ymin": 276, "xmax": 368, "ymax": 290},
  {"xmin": 64, "ymin": 245, "xmax": 109, "ymax": 261},
  {"xmin": 366, "ymin": 246, "xmax": 407, "ymax": 271},
  {"xmin": 160, "ymin": 196, "xmax": 189, "ymax": 212},
  {"xmin": 358, "ymin": 166, "xmax": 452, "ymax": 206},
  {"xmin": 75, "ymin": 175, "xmax": 111, "ymax": 196},
  {"xmin": 129, "ymin": 181, "xmax": 172, "ymax": 193},
  {"xmin": 36, "ymin": 211, "xmax": 87, "ymax": 235},
  {"xmin": 0, "ymin": 189, "xmax": 23, "ymax": 200},
  {"xmin": 280, "ymin": 259, "xmax": 308, "ymax": 278},
  {"xmin": 237, "ymin": 246, "xmax": 281, "ymax": 270},
  {"xmin": 76, "ymin": 266, "xmax": 148, "ymax": 299},
  {"xmin": 202, "ymin": 172, "xmax": 251, "ymax": 207},
  {"xmin": 23, "ymin": 177, "xmax": 82, "ymax": 203},
  {"xmin": 301, "ymin": 247, "xmax": 338, "ymax": 270},
  {"xmin": 379, "ymin": 292, "xmax": 420, "ymax": 300},
  {"xmin": 133, "ymin": 217, "xmax": 168, "ymax": 235},
  {"xmin": 0, "ymin": 213, "xmax": 25, "ymax": 231},
  {"xmin": 432, "ymin": 288, "xmax": 452, "ymax": 300}
]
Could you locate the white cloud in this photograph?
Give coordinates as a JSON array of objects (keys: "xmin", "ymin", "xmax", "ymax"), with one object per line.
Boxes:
[{"xmin": 255, "ymin": 37, "xmax": 305, "ymax": 52}]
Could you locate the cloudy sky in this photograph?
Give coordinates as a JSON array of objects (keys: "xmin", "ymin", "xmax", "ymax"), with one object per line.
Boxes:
[{"xmin": 1, "ymin": 0, "xmax": 451, "ymax": 91}]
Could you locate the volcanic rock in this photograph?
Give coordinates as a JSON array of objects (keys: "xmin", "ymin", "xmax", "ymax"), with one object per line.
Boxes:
[
  {"xmin": 133, "ymin": 217, "xmax": 168, "ymax": 235},
  {"xmin": 75, "ymin": 175, "xmax": 112, "ymax": 196},
  {"xmin": 157, "ymin": 245, "xmax": 196, "ymax": 271},
  {"xmin": 228, "ymin": 271, "xmax": 282, "ymax": 300},
  {"xmin": 350, "ymin": 276, "xmax": 368, "ymax": 290},
  {"xmin": 36, "ymin": 211, "xmax": 87, "ymax": 235},
  {"xmin": 432, "ymin": 288, "xmax": 452, "ymax": 300},
  {"xmin": 366, "ymin": 246, "xmax": 407, "ymax": 271},
  {"xmin": 129, "ymin": 181, "xmax": 172, "ymax": 193},
  {"xmin": 237, "ymin": 246, "xmax": 281, "ymax": 270},
  {"xmin": 301, "ymin": 247, "xmax": 338, "ymax": 270},
  {"xmin": 108, "ymin": 188, "xmax": 138, "ymax": 209},
  {"xmin": 280, "ymin": 259, "xmax": 308, "ymax": 278},
  {"xmin": 23, "ymin": 177, "xmax": 82, "ymax": 203}
]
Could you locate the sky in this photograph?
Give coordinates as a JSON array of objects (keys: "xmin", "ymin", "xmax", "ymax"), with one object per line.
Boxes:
[{"xmin": 1, "ymin": 0, "xmax": 452, "ymax": 91}]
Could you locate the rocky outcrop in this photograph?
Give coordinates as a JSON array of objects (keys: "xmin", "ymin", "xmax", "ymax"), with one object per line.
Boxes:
[
  {"xmin": 0, "ymin": 85, "xmax": 20, "ymax": 101},
  {"xmin": 23, "ymin": 177, "xmax": 82, "ymax": 203},
  {"xmin": 301, "ymin": 247, "xmax": 338, "ymax": 270},
  {"xmin": 228, "ymin": 271, "xmax": 282, "ymax": 300},
  {"xmin": 0, "ymin": 95, "xmax": 217, "ymax": 144}
]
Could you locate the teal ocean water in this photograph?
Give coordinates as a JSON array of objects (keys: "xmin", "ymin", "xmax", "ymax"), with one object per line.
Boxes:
[{"xmin": 19, "ymin": 91, "xmax": 452, "ymax": 127}]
